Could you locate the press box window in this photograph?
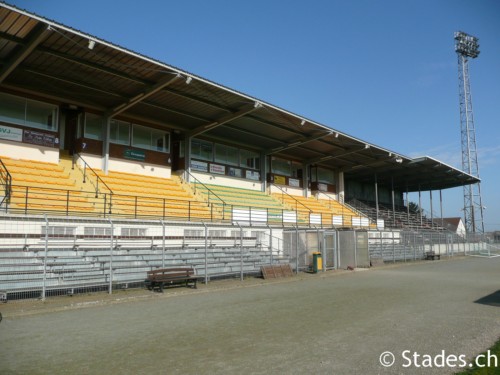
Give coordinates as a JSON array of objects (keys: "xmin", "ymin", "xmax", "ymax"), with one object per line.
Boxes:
[
  {"xmin": 240, "ymin": 149, "xmax": 260, "ymax": 170},
  {"xmin": 271, "ymin": 157, "xmax": 291, "ymax": 176},
  {"xmin": 84, "ymin": 113, "xmax": 103, "ymax": 140},
  {"xmin": 110, "ymin": 119, "xmax": 130, "ymax": 145},
  {"xmin": 132, "ymin": 124, "xmax": 169, "ymax": 153},
  {"xmin": 215, "ymin": 144, "xmax": 239, "ymax": 166},
  {"xmin": 191, "ymin": 139, "xmax": 213, "ymax": 161},
  {"xmin": 0, "ymin": 92, "xmax": 58, "ymax": 131},
  {"xmin": 317, "ymin": 167, "xmax": 335, "ymax": 184}
]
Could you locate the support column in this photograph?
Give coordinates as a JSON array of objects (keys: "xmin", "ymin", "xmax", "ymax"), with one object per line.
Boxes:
[
  {"xmin": 391, "ymin": 176, "xmax": 395, "ymax": 227},
  {"xmin": 430, "ymin": 190, "xmax": 434, "ymax": 227},
  {"xmin": 102, "ymin": 117, "xmax": 111, "ymax": 174},
  {"xmin": 374, "ymin": 174, "xmax": 379, "ymax": 222},
  {"xmin": 406, "ymin": 187, "xmax": 410, "ymax": 226},
  {"xmin": 419, "ymin": 187, "xmax": 422, "ymax": 227},
  {"xmin": 261, "ymin": 152, "xmax": 267, "ymax": 193},
  {"xmin": 338, "ymin": 171, "xmax": 345, "ymax": 203},
  {"xmin": 440, "ymin": 190, "xmax": 444, "ymax": 228},
  {"xmin": 303, "ymin": 163, "xmax": 309, "ymax": 198},
  {"xmin": 185, "ymin": 136, "xmax": 192, "ymax": 182}
]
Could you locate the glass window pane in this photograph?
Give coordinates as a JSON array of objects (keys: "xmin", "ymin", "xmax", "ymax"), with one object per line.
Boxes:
[
  {"xmin": 215, "ymin": 144, "xmax": 238, "ymax": 165},
  {"xmin": 132, "ymin": 125, "xmax": 150, "ymax": 149},
  {"xmin": 151, "ymin": 129, "xmax": 168, "ymax": 152},
  {"xmin": 84, "ymin": 113, "xmax": 103, "ymax": 140},
  {"xmin": 26, "ymin": 99, "xmax": 57, "ymax": 130},
  {"xmin": 0, "ymin": 93, "xmax": 58, "ymax": 131},
  {"xmin": 191, "ymin": 139, "xmax": 213, "ymax": 161},
  {"xmin": 271, "ymin": 158, "xmax": 291, "ymax": 176},
  {"xmin": 0, "ymin": 93, "xmax": 26, "ymax": 126},
  {"xmin": 110, "ymin": 120, "xmax": 130, "ymax": 145},
  {"xmin": 131, "ymin": 124, "xmax": 169, "ymax": 152},
  {"xmin": 317, "ymin": 167, "xmax": 335, "ymax": 184},
  {"xmin": 240, "ymin": 149, "xmax": 260, "ymax": 170}
]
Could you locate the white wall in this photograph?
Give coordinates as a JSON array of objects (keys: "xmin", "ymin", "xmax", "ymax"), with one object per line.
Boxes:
[
  {"xmin": 314, "ymin": 191, "xmax": 338, "ymax": 201},
  {"xmin": 78, "ymin": 153, "xmax": 171, "ymax": 178},
  {"xmin": 0, "ymin": 140, "xmax": 59, "ymax": 164},
  {"xmin": 268, "ymin": 185, "xmax": 304, "ymax": 196},
  {"xmin": 191, "ymin": 172, "xmax": 262, "ymax": 191},
  {"xmin": 108, "ymin": 158, "xmax": 171, "ymax": 178}
]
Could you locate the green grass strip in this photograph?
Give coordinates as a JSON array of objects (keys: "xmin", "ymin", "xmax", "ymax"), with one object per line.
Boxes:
[{"xmin": 457, "ymin": 337, "xmax": 500, "ymax": 374}]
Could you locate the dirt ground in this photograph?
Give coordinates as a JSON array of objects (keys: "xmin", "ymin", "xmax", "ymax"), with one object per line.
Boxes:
[{"xmin": 1, "ymin": 257, "xmax": 499, "ymax": 374}]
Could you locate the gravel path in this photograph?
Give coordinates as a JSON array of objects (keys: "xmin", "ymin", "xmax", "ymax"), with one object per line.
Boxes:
[{"xmin": 1, "ymin": 257, "xmax": 499, "ymax": 374}]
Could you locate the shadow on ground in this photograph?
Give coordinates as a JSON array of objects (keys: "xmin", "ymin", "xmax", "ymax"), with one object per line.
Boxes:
[{"xmin": 475, "ymin": 290, "xmax": 500, "ymax": 307}]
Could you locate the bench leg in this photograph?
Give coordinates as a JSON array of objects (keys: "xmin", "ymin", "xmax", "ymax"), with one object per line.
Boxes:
[{"xmin": 159, "ymin": 282, "xmax": 164, "ymax": 293}]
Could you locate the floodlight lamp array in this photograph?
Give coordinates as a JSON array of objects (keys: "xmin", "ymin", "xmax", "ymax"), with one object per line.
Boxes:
[{"xmin": 454, "ymin": 31, "xmax": 479, "ymax": 58}]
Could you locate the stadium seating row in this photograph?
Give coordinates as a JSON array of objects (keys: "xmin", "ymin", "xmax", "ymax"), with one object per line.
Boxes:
[{"xmin": 0, "ymin": 156, "xmax": 367, "ymax": 226}]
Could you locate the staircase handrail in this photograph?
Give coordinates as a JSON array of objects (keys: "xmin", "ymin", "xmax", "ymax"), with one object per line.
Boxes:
[
  {"xmin": 0, "ymin": 158, "xmax": 12, "ymax": 209},
  {"xmin": 72, "ymin": 153, "xmax": 113, "ymax": 197},
  {"xmin": 271, "ymin": 183, "xmax": 312, "ymax": 214},
  {"xmin": 317, "ymin": 191, "xmax": 369, "ymax": 220},
  {"xmin": 184, "ymin": 170, "xmax": 226, "ymax": 206}
]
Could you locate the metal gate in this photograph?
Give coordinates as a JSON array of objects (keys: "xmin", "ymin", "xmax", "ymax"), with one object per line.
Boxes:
[
  {"xmin": 323, "ymin": 231, "xmax": 337, "ymax": 269},
  {"xmin": 338, "ymin": 230, "xmax": 369, "ymax": 268}
]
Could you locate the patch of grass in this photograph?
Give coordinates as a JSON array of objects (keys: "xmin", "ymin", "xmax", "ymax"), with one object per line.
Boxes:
[{"xmin": 457, "ymin": 337, "xmax": 500, "ymax": 374}]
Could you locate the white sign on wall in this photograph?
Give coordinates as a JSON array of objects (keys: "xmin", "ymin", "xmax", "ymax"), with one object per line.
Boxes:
[
  {"xmin": 190, "ymin": 160, "xmax": 208, "ymax": 172},
  {"xmin": 210, "ymin": 163, "xmax": 225, "ymax": 174},
  {"xmin": 246, "ymin": 170, "xmax": 260, "ymax": 181},
  {"xmin": 0, "ymin": 124, "xmax": 23, "ymax": 142}
]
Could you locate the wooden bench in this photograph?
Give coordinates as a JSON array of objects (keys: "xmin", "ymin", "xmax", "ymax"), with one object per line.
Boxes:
[
  {"xmin": 425, "ymin": 251, "xmax": 441, "ymax": 260},
  {"xmin": 145, "ymin": 267, "xmax": 202, "ymax": 292}
]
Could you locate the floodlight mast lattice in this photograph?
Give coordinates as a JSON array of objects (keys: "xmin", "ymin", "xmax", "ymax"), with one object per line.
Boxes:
[{"xmin": 454, "ymin": 31, "xmax": 484, "ymax": 233}]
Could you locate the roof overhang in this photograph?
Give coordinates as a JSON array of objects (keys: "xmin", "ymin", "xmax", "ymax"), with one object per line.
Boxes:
[
  {"xmin": 0, "ymin": 3, "xmax": 479, "ymax": 192},
  {"xmin": 344, "ymin": 156, "xmax": 480, "ymax": 192}
]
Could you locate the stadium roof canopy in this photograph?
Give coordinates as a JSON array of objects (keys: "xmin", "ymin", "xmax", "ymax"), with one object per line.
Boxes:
[{"xmin": 0, "ymin": 3, "xmax": 480, "ymax": 192}]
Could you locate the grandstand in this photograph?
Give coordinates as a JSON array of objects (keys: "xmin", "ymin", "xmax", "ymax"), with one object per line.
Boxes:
[{"xmin": 0, "ymin": 3, "xmax": 487, "ymax": 300}]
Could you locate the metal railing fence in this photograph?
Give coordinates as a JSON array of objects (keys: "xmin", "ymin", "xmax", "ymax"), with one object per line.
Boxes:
[
  {"xmin": 4, "ymin": 184, "xmax": 376, "ymax": 228},
  {"xmin": 0, "ymin": 214, "xmax": 286, "ymax": 302},
  {"xmin": 0, "ymin": 158, "xmax": 12, "ymax": 211}
]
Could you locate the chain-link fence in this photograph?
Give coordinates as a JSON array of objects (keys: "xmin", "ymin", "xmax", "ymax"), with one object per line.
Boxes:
[
  {"xmin": 1, "ymin": 213, "xmax": 496, "ymax": 303},
  {"xmin": 0, "ymin": 214, "xmax": 285, "ymax": 302},
  {"xmin": 368, "ymin": 229, "xmax": 499, "ymax": 262}
]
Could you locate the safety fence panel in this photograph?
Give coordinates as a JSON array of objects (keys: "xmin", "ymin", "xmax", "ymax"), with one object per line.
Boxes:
[
  {"xmin": 338, "ymin": 231, "xmax": 356, "ymax": 269},
  {"xmin": 0, "ymin": 214, "xmax": 286, "ymax": 302}
]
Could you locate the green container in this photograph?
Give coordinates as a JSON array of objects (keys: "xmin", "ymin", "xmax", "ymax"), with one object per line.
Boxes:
[{"xmin": 312, "ymin": 252, "xmax": 323, "ymax": 273}]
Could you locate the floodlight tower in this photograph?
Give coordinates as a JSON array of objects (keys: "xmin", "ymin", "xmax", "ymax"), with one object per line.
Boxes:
[{"xmin": 454, "ymin": 31, "xmax": 484, "ymax": 233}]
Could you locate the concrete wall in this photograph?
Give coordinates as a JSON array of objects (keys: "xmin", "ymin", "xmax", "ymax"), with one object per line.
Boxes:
[{"xmin": 0, "ymin": 140, "xmax": 59, "ymax": 164}]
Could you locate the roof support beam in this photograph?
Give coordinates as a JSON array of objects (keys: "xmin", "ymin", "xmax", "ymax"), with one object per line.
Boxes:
[
  {"xmin": 265, "ymin": 131, "xmax": 332, "ymax": 155},
  {"xmin": 189, "ymin": 102, "xmax": 262, "ymax": 137},
  {"xmin": 19, "ymin": 67, "xmax": 210, "ymax": 124},
  {"xmin": 107, "ymin": 73, "xmax": 182, "ymax": 118},
  {"xmin": 306, "ymin": 145, "xmax": 370, "ymax": 165},
  {"xmin": 0, "ymin": 23, "xmax": 50, "ymax": 84}
]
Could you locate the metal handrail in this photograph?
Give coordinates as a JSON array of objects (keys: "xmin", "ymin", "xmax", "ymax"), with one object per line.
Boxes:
[
  {"xmin": 0, "ymin": 158, "xmax": 12, "ymax": 210},
  {"xmin": 7, "ymin": 183, "xmax": 213, "ymax": 219},
  {"xmin": 316, "ymin": 191, "xmax": 370, "ymax": 220},
  {"xmin": 271, "ymin": 183, "xmax": 312, "ymax": 214},
  {"xmin": 72, "ymin": 153, "xmax": 113, "ymax": 197},
  {"xmin": 184, "ymin": 170, "xmax": 226, "ymax": 206}
]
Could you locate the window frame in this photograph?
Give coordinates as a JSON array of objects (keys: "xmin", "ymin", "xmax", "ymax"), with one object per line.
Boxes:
[
  {"xmin": 0, "ymin": 92, "xmax": 58, "ymax": 132},
  {"xmin": 131, "ymin": 124, "xmax": 170, "ymax": 153}
]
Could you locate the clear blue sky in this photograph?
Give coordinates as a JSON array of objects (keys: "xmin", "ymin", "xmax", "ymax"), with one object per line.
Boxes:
[{"xmin": 6, "ymin": 0, "xmax": 500, "ymax": 231}]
